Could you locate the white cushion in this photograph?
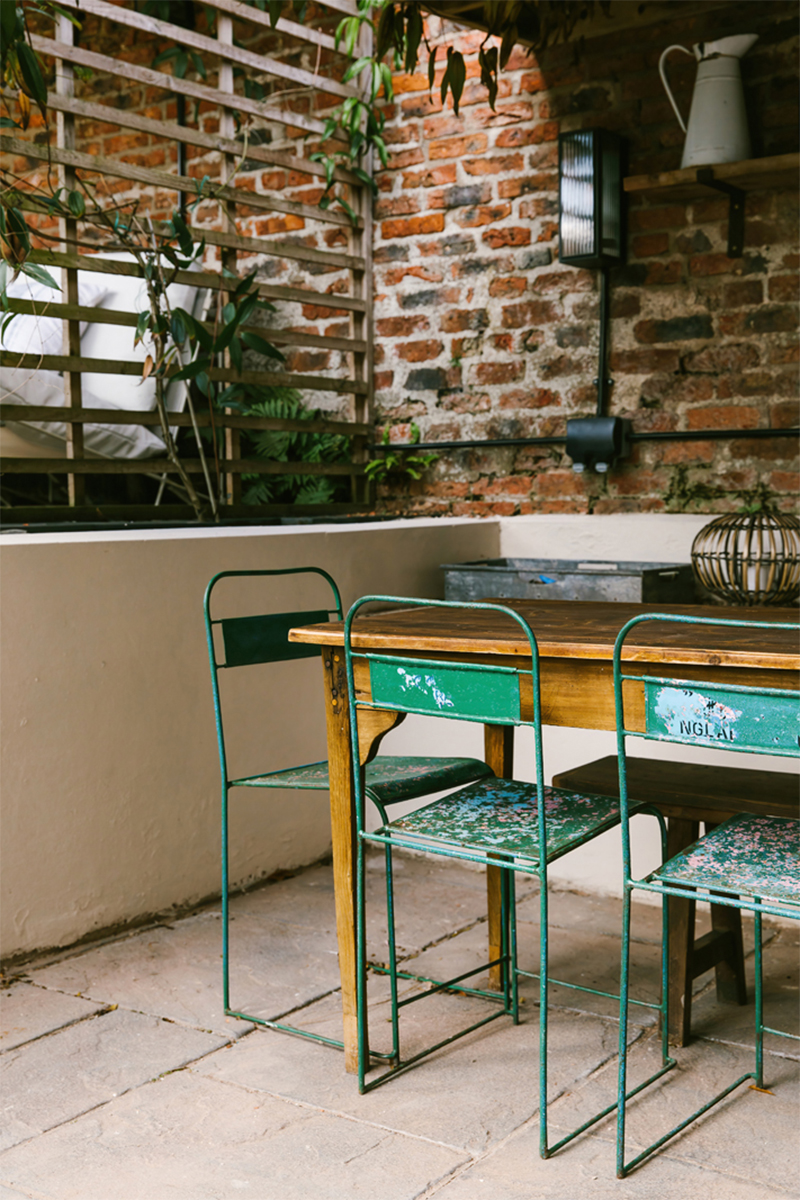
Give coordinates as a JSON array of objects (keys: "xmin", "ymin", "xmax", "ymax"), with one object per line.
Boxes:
[
  {"xmin": 0, "ymin": 366, "xmax": 167, "ymax": 460},
  {"xmin": 80, "ymin": 252, "xmax": 200, "ymax": 413},
  {"xmin": 1, "ymin": 273, "xmax": 109, "ymax": 357}
]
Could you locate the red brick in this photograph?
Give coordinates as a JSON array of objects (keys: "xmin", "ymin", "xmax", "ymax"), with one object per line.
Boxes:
[
  {"xmin": 683, "ymin": 343, "xmax": 760, "ymax": 373},
  {"xmin": 374, "ymin": 195, "xmax": 421, "ymax": 219},
  {"xmin": 609, "ymin": 349, "xmax": 680, "ymax": 373},
  {"xmin": 456, "ymin": 203, "xmax": 512, "ymax": 228},
  {"xmin": 689, "ymin": 253, "xmax": 738, "ymax": 276},
  {"xmin": 381, "ymin": 265, "xmax": 444, "ymax": 285},
  {"xmin": 645, "ymin": 261, "xmax": 684, "ymax": 285},
  {"xmin": 462, "ymin": 153, "xmax": 524, "ymax": 176},
  {"xmin": 628, "ymin": 206, "xmax": 687, "ymax": 232},
  {"xmin": 422, "ymin": 114, "xmax": 466, "ymax": 139},
  {"xmin": 375, "ymin": 315, "xmax": 430, "ymax": 337},
  {"xmin": 771, "ymin": 470, "xmax": 800, "ymax": 492},
  {"xmin": 380, "ymin": 213, "xmax": 444, "ymax": 239},
  {"xmin": 686, "ymin": 405, "xmax": 760, "ymax": 430},
  {"xmin": 401, "ymin": 164, "xmax": 457, "ymax": 188},
  {"xmin": 501, "ymin": 300, "xmax": 558, "ymax": 328},
  {"xmin": 488, "ymin": 277, "xmax": 527, "ymax": 298},
  {"xmin": 723, "ymin": 280, "xmax": 763, "ymax": 307},
  {"xmin": 373, "ymin": 371, "xmax": 394, "ymax": 390},
  {"xmin": 768, "ymin": 275, "xmax": 800, "ymax": 302},
  {"xmin": 429, "ymin": 134, "xmax": 488, "ymax": 160},
  {"xmin": 534, "ymin": 470, "xmax": 585, "ymax": 497},
  {"xmin": 386, "ymin": 147, "xmax": 425, "ymax": 171},
  {"xmin": 472, "ymin": 361, "xmax": 526, "ymax": 385},
  {"xmin": 632, "ymin": 233, "xmax": 669, "ymax": 257},
  {"xmin": 768, "ymin": 343, "xmax": 800, "ymax": 365},
  {"xmin": 660, "ymin": 441, "xmax": 716, "ymax": 464},
  {"xmin": 396, "ymin": 339, "xmax": 444, "ymax": 362},
  {"xmin": 483, "ymin": 227, "xmax": 531, "ymax": 249},
  {"xmin": 495, "ymin": 122, "xmax": 558, "ymax": 148},
  {"xmin": 440, "ymin": 309, "xmax": 489, "ymax": 333},
  {"xmin": 771, "ymin": 401, "xmax": 800, "ymax": 429},
  {"xmin": 492, "ymin": 333, "xmax": 515, "ymax": 351}
]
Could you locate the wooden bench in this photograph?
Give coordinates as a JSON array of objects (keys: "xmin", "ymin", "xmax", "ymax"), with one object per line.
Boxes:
[{"xmin": 551, "ymin": 756, "xmax": 800, "ymax": 1045}]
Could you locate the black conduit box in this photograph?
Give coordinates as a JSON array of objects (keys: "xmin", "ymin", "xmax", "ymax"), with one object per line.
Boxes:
[{"xmin": 566, "ymin": 416, "xmax": 631, "ymax": 473}]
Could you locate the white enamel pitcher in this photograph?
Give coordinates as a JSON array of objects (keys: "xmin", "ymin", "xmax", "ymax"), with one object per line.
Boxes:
[{"xmin": 659, "ymin": 34, "xmax": 758, "ymax": 168}]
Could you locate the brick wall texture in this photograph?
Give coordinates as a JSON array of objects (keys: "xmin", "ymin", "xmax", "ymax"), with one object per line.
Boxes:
[{"xmin": 371, "ymin": 0, "xmax": 799, "ymax": 516}]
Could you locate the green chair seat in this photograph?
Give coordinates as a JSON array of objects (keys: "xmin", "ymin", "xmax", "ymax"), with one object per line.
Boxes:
[
  {"xmin": 234, "ymin": 756, "xmax": 493, "ymax": 804},
  {"xmin": 390, "ymin": 779, "xmax": 642, "ymax": 864},
  {"xmin": 652, "ymin": 813, "xmax": 800, "ymax": 907}
]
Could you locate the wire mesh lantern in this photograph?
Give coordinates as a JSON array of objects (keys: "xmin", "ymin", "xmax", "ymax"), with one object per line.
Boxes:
[{"xmin": 691, "ymin": 509, "xmax": 800, "ymax": 606}]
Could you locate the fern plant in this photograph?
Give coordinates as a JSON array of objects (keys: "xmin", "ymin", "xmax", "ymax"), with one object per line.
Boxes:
[{"xmin": 213, "ymin": 384, "xmax": 352, "ymax": 506}]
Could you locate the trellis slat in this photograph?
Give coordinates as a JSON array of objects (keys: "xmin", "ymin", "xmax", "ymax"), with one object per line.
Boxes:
[
  {"xmin": 1, "ymin": 138, "xmax": 363, "ymax": 247},
  {"xmin": 26, "ymin": 252, "xmax": 369, "ymax": 312},
  {"xmin": 4, "ymin": 299, "xmax": 367, "ymax": 352},
  {"xmin": 1, "ymin": 85, "xmax": 355, "ymax": 187},
  {"xmin": 30, "ymin": 35, "xmax": 333, "ymax": 140},
  {"xmin": 203, "ymin": 0, "xmax": 347, "ymax": 55},
  {"xmin": 0, "ymin": 458, "xmax": 365, "ymax": 476},
  {"xmin": 56, "ymin": 0, "xmax": 359, "ymax": 101},
  {"xmin": 0, "ymin": 406, "xmax": 369, "ymax": 435}
]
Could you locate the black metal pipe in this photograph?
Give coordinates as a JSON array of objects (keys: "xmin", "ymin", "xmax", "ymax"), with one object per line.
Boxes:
[
  {"xmin": 595, "ymin": 266, "xmax": 611, "ymax": 418},
  {"xmin": 371, "ymin": 428, "xmax": 799, "ymax": 452}
]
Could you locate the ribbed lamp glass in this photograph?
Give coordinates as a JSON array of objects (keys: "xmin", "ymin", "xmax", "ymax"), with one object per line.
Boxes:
[
  {"xmin": 558, "ymin": 129, "xmax": 624, "ymax": 269},
  {"xmin": 691, "ymin": 510, "xmax": 800, "ymax": 606}
]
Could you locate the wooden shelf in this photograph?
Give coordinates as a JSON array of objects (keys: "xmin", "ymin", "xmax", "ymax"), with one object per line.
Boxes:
[{"xmin": 624, "ymin": 152, "xmax": 800, "ymax": 202}]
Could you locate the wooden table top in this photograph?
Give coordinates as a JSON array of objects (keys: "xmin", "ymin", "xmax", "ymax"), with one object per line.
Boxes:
[{"xmin": 289, "ymin": 599, "xmax": 800, "ymax": 671}]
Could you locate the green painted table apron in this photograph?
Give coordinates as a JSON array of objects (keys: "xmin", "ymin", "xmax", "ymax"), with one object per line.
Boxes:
[{"xmin": 289, "ymin": 598, "xmax": 800, "ymax": 1074}]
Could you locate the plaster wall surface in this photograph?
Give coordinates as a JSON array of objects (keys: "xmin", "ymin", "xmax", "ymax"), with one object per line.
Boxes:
[
  {"xmin": 0, "ymin": 517, "xmax": 498, "ymax": 960},
  {"xmin": 1, "ymin": 512, "xmax": 795, "ymax": 959}
]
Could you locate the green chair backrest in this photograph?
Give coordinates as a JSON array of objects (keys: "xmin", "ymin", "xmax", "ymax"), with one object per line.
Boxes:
[
  {"xmin": 613, "ymin": 612, "xmax": 800, "ymax": 879},
  {"xmin": 204, "ymin": 568, "xmax": 342, "ymax": 782},
  {"xmin": 344, "ymin": 596, "xmax": 546, "ymax": 828},
  {"xmin": 613, "ymin": 613, "xmax": 800, "ymax": 759}
]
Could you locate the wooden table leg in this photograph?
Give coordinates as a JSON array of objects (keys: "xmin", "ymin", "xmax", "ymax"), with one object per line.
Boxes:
[
  {"xmin": 321, "ymin": 645, "xmax": 361, "ymax": 1074},
  {"xmin": 666, "ymin": 817, "xmax": 699, "ymax": 1046},
  {"xmin": 485, "ymin": 724, "xmax": 514, "ymax": 989}
]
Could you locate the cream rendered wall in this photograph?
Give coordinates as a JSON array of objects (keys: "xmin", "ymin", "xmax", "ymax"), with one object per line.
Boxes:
[{"xmin": 0, "ymin": 517, "xmax": 498, "ymax": 959}]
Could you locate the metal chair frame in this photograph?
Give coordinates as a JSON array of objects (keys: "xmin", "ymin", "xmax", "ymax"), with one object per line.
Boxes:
[
  {"xmin": 204, "ymin": 569, "xmax": 493, "ymax": 1053},
  {"xmin": 613, "ymin": 612, "xmax": 800, "ymax": 1178},
  {"xmin": 345, "ymin": 595, "xmax": 666, "ymax": 1160}
]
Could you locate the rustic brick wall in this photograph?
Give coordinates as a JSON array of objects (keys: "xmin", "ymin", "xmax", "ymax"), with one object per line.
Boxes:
[{"xmin": 372, "ymin": 0, "xmax": 799, "ymax": 516}]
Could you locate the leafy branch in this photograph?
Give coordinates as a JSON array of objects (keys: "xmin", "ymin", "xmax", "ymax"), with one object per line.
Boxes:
[{"xmin": 365, "ymin": 422, "xmax": 438, "ymax": 485}]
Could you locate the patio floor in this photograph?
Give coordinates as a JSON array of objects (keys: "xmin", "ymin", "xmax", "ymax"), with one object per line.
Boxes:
[{"xmin": 1, "ymin": 855, "xmax": 798, "ymax": 1199}]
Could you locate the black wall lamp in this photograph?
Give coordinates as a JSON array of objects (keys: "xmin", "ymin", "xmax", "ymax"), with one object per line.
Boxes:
[{"xmin": 558, "ymin": 128, "xmax": 630, "ymax": 474}]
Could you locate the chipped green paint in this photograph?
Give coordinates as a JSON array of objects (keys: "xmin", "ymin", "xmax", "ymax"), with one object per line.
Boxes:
[
  {"xmin": 645, "ymin": 681, "xmax": 800, "ymax": 753},
  {"xmin": 655, "ymin": 813, "xmax": 800, "ymax": 907},
  {"xmin": 235, "ymin": 756, "xmax": 494, "ymax": 805},
  {"xmin": 389, "ymin": 779, "xmax": 640, "ymax": 864},
  {"xmin": 368, "ymin": 654, "xmax": 522, "ymax": 724}
]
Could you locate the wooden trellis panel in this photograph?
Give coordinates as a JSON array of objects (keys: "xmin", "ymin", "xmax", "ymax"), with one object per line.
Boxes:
[{"xmin": 0, "ymin": 0, "xmax": 373, "ymax": 520}]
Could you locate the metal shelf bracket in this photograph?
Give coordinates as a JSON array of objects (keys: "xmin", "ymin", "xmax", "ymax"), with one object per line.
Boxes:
[{"xmin": 696, "ymin": 167, "xmax": 746, "ymax": 258}]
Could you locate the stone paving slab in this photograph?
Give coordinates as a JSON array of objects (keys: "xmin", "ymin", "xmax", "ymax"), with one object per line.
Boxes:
[
  {"xmin": 547, "ymin": 1029, "xmax": 800, "ymax": 1194},
  {"xmin": 0, "ymin": 1008, "xmax": 225, "ymax": 1152},
  {"xmin": 0, "ymin": 983, "xmax": 105, "ymax": 1052},
  {"xmin": 404, "ymin": 918, "xmax": 660, "ymax": 1027},
  {"xmin": 430, "ymin": 1113, "xmax": 798, "ymax": 1200},
  {"xmin": 0, "ymin": 1071, "xmax": 468, "ymax": 1200},
  {"xmin": 193, "ymin": 990, "xmax": 621, "ymax": 1156}
]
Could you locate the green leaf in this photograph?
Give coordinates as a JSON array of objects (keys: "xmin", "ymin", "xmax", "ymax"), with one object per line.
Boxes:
[
  {"xmin": 171, "ymin": 313, "xmax": 186, "ymax": 345},
  {"xmin": 228, "ymin": 333, "xmax": 242, "ymax": 373},
  {"xmin": 1, "ymin": 1, "xmax": 18, "ymax": 51},
  {"xmin": 446, "ymin": 48, "xmax": 466, "ymax": 116},
  {"xmin": 241, "ymin": 331, "xmax": 285, "ymax": 362},
  {"xmin": 172, "ymin": 358, "xmax": 207, "ymax": 382},
  {"xmin": 479, "ymin": 44, "xmax": 498, "ymax": 110},
  {"xmin": 343, "ymin": 55, "xmax": 372, "ymax": 84},
  {"xmin": 190, "ymin": 51, "xmax": 206, "ymax": 79},
  {"xmin": 404, "ymin": 4, "xmax": 422, "ymax": 73},
  {"xmin": 66, "ymin": 189, "xmax": 85, "ymax": 218},
  {"xmin": 20, "ymin": 262, "xmax": 58, "ymax": 290},
  {"xmin": 17, "ymin": 42, "xmax": 48, "ymax": 112},
  {"xmin": 0, "ymin": 117, "xmax": 20, "ymax": 129},
  {"xmin": 375, "ymin": 3, "xmax": 395, "ymax": 62},
  {"xmin": 428, "ymin": 46, "xmax": 437, "ymax": 92},
  {"xmin": 267, "ymin": 0, "xmax": 283, "ymax": 25}
]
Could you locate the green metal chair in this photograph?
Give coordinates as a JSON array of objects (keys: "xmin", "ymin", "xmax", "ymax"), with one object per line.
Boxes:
[
  {"xmin": 614, "ymin": 612, "xmax": 800, "ymax": 1177},
  {"xmin": 204, "ymin": 568, "xmax": 494, "ymax": 1050},
  {"xmin": 345, "ymin": 595, "xmax": 666, "ymax": 1159}
]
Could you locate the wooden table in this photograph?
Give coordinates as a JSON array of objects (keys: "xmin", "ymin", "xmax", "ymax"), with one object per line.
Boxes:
[{"xmin": 290, "ymin": 599, "xmax": 799, "ymax": 1072}]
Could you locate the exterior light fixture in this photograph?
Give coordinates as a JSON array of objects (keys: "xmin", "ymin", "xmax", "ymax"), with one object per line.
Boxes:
[
  {"xmin": 558, "ymin": 128, "xmax": 629, "ymax": 472},
  {"xmin": 558, "ymin": 128, "xmax": 625, "ymax": 268}
]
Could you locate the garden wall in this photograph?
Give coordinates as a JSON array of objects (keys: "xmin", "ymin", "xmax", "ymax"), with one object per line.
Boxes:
[{"xmin": 371, "ymin": 0, "xmax": 799, "ymax": 517}]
